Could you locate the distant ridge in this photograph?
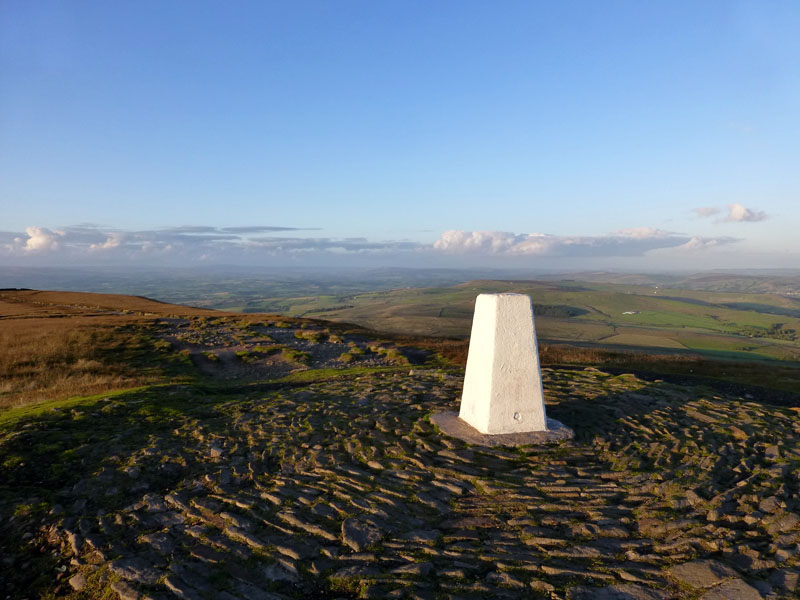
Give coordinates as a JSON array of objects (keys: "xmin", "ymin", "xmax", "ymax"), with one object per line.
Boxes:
[{"xmin": 0, "ymin": 289, "xmax": 220, "ymax": 317}]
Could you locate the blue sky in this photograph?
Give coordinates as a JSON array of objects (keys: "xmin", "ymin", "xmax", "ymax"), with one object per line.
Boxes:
[{"xmin": 1, "ymin": 1, "xmax": 798, "ymax": 270}]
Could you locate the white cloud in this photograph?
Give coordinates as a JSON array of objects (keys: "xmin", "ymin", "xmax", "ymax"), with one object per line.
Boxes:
[
  {"xmin": 694, "ymin": 206, "xmax": 721, "ymax": 218},
  {"xmin": 0, "ymin": 223, "xmax": 748, "ymax": 267},
  {"xmin": 433, "ymin": 231, "xmax": 524, "ymax": 254},
  {"xmin": 89, "ymin": 233, "xmax": 125, "ymax": 250},
  {"xmin": 677, "ymin": 236, "xmax": 740, "ymax": 251},
  {"xmin": 724, "ymin": 203, "xmax": 767, "ymax": 222},
  {"xmin": 0, "ymin": 224, "xmax": 422, "ymax": 263},
  {"xmin": 433, "ymin": 228, "xmax": 701, "ymax": 258},
  {"xmin": 13, "ymin": 226, "xmax": 64, "ymax": 253},
  {"xmin": 614, "ymin": 227, "xmax": 672, "ymax": 239}
]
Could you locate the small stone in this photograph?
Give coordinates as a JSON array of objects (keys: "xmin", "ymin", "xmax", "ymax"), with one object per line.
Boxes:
[
  {"xmin": 699, "ymin": 578, "xmax": 762, "ymax": 600},
  {"xmin": 685, "ymin": 490, "xmax": 703, "ymax": 506},
  {"xmin": 68, "ymin": 573, "xmax": 87, "ymax": 591},
  {"xmin": 759, "ymin": 497, "xmax": 781, "ymax": 514},
  {"xmin": 342, "ymin": 516, "xmax": 383, "ymax": 552},
  {"xmin": 142, "ymin": 493, "xmax": 167, "ymax": 512},
  {"xmin": 766, "ymin": 512, "xmax": 800, "ymax": 535},
  {"xmin": 567, "ymin": 584, "xmax": 670, "ymax": 599},
  {"xmin": 263, "ymin": 560, "xmax": 299, "ymax": 583},
  {"xmin": 669, "ymin": 559, "xmax": 739, "ymax": 589},
  {"xmin": 110, "ymin": 580, "xmax": 141, "ymax": 600},
  {"xmin": 109, "ymin": 556, "xmax": 162, "ymax": 585},
  {"xmin": 163, "ymin": 574, "xmax": 205, "ymax": 600},
  {"xmin": 768, "ymin": 568, "xmax": 800, "ymax": 592},
  {"xmin": 140, "ymin": 531, "xmax": 176, "ymax": 555},
  {"xmin": 310, "ymin": 503, "xmax": 338, "ymax": 519},
  {"xmin": 332, "ymin": 564, "xmax": 381, "ymax": 578},
  {"xmin": 530, "ymin": 580, "xmax": 555, "ymax": 593},
  {"xmin": 399, "ymin": 529, "xmax": 440, "ymax": 544},
  {"xmin": 66, "ymin": 531, "xmax": 83, "ymax": 555},
  {"xmin": 224, "ymin": 526, "xmax": 266, "ymax": 550},
  {"xmin": 486, "ymin": 570, "xmax": 526, "ymax": 588},
  {"xmin": 729, "ymin": 427, "xmax": 748, "ymax": 441},
  {"xmin": 392, "ymin": 561, "xmax": 433, "ymax": 576},
  {"xmin": 234, "ymin": 580, "xmax": 285, "ymax": 600}
]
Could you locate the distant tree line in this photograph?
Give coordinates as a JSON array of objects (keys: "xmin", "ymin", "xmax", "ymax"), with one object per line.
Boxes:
[
  {"xmin": 532, "ymin": 304, "xmax": 588, "ymax": 318},
  {"xmin": 738, "ymin": 322, "xmax": 797, "ymax": 341},
  {"xmin": 304, "ymin": 305, "xmax": 355, "ymax": 314}
]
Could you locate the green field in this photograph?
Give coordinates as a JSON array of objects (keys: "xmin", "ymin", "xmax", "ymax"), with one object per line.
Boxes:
[{"xmin": 218, "ymin": 279, "xmax": 800, "ymax": 363}]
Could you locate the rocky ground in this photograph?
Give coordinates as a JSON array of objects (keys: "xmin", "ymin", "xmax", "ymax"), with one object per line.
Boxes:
[
  {"xmin": 2, "ymin": 367, "xmax": 800, "ymax": 599},
  {"xmin": 154, "ymin": 317, "xmax": 416, "ymax": 380}
]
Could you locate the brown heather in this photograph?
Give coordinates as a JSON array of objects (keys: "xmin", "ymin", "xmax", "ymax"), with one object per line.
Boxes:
[{"xmin": 0, "ymin": 291, "xmax": 216, "ymax": 410}]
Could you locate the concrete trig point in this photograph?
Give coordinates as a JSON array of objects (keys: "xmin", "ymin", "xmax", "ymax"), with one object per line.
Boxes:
[{"xmin": 432, "ymin": 293, "xmax": 573, "ymax": 446}]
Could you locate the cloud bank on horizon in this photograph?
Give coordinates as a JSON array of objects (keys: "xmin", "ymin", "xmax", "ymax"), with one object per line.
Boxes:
[
  {"xmin": 0, "ymin": 221, "xmax": 749, "ymax": 268},
  {"xmin": 432, "ymin": 228, "xmax": 738, "ymax": 257}
]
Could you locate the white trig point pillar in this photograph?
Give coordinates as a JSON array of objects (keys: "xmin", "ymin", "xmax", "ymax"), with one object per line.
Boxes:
[
  {"xmin": 459, "ymin": 293, "xmax": 547, "ymax": 433},
  {"xmin": 431, "ymin": 293, "xmax": 573, "ymax": 446}
]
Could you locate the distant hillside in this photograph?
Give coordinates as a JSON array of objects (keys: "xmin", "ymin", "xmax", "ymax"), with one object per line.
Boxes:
[
  {"xmin": 0, "ymin": 289, "xmax": 220, "ymax": 318},
  {"xmin": 237, "ymin": 278, "xmax": 800, "ymax": 364}
]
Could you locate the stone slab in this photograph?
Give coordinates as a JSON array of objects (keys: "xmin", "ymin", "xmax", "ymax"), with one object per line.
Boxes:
[
  {"xmin": 431, "ymin": 411, "xmax": 573, "ymax": 447},
  {"xmin": 669, "ymin": 559, "xmax": 739, "ymax": 589}
]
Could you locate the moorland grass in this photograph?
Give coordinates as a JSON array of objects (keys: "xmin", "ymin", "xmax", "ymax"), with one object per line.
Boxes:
[{"xmin": 0, "ymin": 291, "xmax": 215, "ymax": 411}]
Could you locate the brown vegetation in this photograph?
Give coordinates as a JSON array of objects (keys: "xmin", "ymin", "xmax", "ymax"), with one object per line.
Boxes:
[
  {"xmin": 1, "ymin": 289, "xmax": 217, "ymax": 317},
  {"xmin": 0, "ymin": 290, "xmax": 218, "ymax": 410},
  {"xmin": 0, "ymin": 317, "xmax": 148, "ymax": 409}
]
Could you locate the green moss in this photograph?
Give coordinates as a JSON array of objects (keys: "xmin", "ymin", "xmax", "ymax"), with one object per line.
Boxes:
[
  {"xmin": 275, "ymin": 366, "xmax": 408, "ymax": 383},
  {"xmin": 252, "ymin": 345, "xmax": 282, "ymax": 355},
  {"xmin": 13, "ymin": 501, "xmax": 50, "ymax": 518},
  {"xmin": 0, "ymin": 386, "xmax": 150, "ymax": 430},
  {"xmin": 294, "ymin": 329, "xmax": 327, "ymax": 343},
  {"xmin": 280, "ymin": 348, "xmax": 311, "ymax": 365},
  {"xmin": 383, "ymin": 349, "xmax": 410, "ymax": 366}
]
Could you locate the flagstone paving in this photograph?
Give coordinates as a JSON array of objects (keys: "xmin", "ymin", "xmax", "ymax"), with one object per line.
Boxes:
[{"xmin": 2, "ymin": 368, "xmax": 800, "ymax": 599}]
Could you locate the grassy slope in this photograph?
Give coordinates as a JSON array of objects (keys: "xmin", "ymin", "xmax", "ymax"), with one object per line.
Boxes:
[{"xmin": 0, "ymin": 291, "xmax": 223, "ymax": 410}]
